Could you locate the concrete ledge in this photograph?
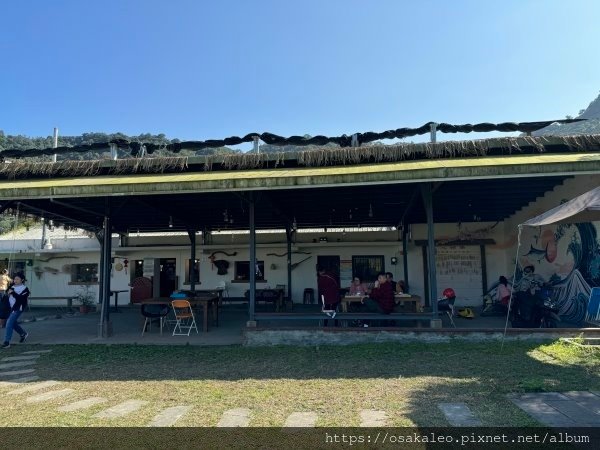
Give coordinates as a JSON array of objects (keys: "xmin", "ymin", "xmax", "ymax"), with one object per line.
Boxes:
[{"xmin": 242, "ymin": 327, "xmax": 600, "ymax": 346}]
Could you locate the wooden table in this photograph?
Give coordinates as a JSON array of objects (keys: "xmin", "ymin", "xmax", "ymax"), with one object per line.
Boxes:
[
  {"xmin": 340, "ymin": 294, "xmax": 422, "ymax": 313},
  {"xmin": 140, "ymin": 295, "xmax": 219, "ymax": 333},
  {"xmin": 110, "ymin": 290, "xmax": 128, "ymax": 313},
  {"xmin": 394, "ymin": 294, "xmax": 421, "ymax": 312}
]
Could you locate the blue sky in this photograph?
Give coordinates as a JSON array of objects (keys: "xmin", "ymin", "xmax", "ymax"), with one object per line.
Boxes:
[{"xmin": 1, "ymin": 0, "xmax": 599, "ymax": 146}]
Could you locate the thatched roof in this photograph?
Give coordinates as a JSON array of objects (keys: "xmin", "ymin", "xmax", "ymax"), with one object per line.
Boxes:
[{"xmin": 0, "ymin": 134, "xmax": 599, "ymax": 180}]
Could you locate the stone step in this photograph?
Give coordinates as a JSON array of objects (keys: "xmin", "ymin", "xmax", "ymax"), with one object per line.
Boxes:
[
  {"xmin": 22, "ymin": 350, "xmax": 53, "ymax": 354},
  {"xmin": 283, "ymin": 412, "xmax": 318, "ymax": 428},
  {"xmin": 7, "ymin": 380, "xmax": 61, "ymax": 395},
  {"xmin": 438, "ymin": 403, "xmax": 482, "ymax": 426},
  {"xmin": 58, "ymin": 397, "xmax": 108, "ymax": 412},
  {"xmin": 26, "ymin": 388, "xmax": 74, "ymax": 404},
  {"xmin": 148, "ymin": 406, "xmax": 192, "ymax": 427},
  {"xmin": 94, "ymin": 400, "xmax": 149, "ymax": 419},
  {"xmin": 359, "ymin": 410, "xmax": 388, "ymax": 427},
  {"xmin": 217, "ymin": 408, "xmax": 251, "ymax": 427}
]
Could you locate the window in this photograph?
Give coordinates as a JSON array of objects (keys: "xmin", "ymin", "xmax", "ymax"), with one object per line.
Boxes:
[
  {"xmin": 234, "ymin": 261, "xmax": 265, "ymax": 281},
  {"xmin": 352, "ymin": 255, "xmax": 384, "ymax": 283},
  {"xmin": 1, "ymin": 259, "xmax": 27, "ymax": 276},
  {"xmin": 185, "ymin": 259, "xmax": 200, "ymax": 283},
  {"xmin": 71, "ymin": 264, "xmax": 98, "ymax": 283}
]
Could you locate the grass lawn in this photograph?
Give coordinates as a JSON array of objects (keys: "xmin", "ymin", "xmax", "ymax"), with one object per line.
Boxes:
[{"xmin": 0, "ymin": 339, "xmax": 598, "ymax": 427}]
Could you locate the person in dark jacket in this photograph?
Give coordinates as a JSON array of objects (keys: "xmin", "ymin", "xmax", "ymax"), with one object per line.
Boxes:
[
  {"xmin": 2, "ymin": 272, "xmax": 30, "ymax": 348},
  {"xmin": 317, "ymin": 266, "xmax": 339, "ymax": 326},
  {"xmin": 363, "ymin": 272, "xmax": 395, "ymax": 314}
]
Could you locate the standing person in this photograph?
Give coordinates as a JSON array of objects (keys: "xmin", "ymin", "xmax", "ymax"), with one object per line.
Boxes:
[
  {"xmin": 0, "ymin": 269, "xmax": 11, "ymax": 296},
  {"xmin": 0, "ymin": 269, "xmax": 11, "ymax": 328},
  {"xmin": 317, "ymin": 266, "xmax": 339, "ymax": 326},
  {"xmin": 2, "ymin": 272, "xmax": 30, "ymax": 349}
]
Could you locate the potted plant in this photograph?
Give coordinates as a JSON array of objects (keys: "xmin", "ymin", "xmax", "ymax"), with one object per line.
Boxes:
[{"xmin": 75, "ymin": 287, "xmax": 95, "ymax": 314}]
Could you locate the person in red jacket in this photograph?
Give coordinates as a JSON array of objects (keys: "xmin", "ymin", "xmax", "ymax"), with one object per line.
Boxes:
[
  {"xmin": 318, "ymin": 266, "xmax": 339, "ymax": 326},
  {"xmin": 317, "ymin": 266, "xmax": 339, "ymax": 310},
  {"xmin": 363, "ymin": 272, "xmax": 395, "ymax": 314}
]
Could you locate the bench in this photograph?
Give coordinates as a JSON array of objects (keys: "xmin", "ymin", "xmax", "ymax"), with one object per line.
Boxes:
[{"xmin": 254, "ymin": 312, "xmax": 437, "ymax": 326}]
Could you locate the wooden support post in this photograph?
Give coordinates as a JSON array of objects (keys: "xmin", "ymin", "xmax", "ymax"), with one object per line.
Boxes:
[
  {"xmin": 421, "ymin": 184, "xmax": 438, "ymax": 320},
  {"xmin": 188, "ymin": 229, "xmax": 197, "ymax": 291},
  {"xmin": 286, "ymin": 224, "xmax": 293, "ymax": 307}
]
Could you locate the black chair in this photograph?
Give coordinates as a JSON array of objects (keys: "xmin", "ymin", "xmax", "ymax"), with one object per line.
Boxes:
[
  {"xmin": 303, "ymin": 288, "xmax": 315, "ymax": 305},
  {"xmin": 141, "ymin": 304, "xmax": 170, "ymax": 336}
]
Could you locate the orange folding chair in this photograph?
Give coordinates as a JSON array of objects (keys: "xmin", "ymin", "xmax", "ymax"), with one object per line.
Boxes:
[{"xmin": 171, "ymin": 300, "xmax": 198, "ymax": 336}]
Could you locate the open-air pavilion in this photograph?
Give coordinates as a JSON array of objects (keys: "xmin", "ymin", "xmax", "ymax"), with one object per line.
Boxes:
[{"xmin": 1, "ymin": 127, "xmax": 600, "ymax": 342}]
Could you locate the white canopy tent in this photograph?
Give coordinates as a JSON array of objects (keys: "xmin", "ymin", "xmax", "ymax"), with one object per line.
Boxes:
[{"xmin": 521, "ymin": 186, "xmax": 600, "ymax": 227}]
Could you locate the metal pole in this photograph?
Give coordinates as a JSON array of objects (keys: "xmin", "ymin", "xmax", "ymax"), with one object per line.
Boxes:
[
  {"xmin": 52, "ymin": 128, "xmax": 58, "ymax": 162},
  {"xmin": 188, "ymin": 229, "xmax": 197, "ymax": 291},
  {"xmin": 98, "ymin": 209, "xmax": 113, "ymax": 338},
  {"xmin": 253, "ymin": 136, "xmax": 260, "ymax": 154},
  {"xmin": 286, "ymin": 224, "xmax": 293, "ymax": 308},
  {"xmin": 248, "ymin": 193, "xmax": 257, "ymax": 324},
  {"xmin": 422, "ymin": 183, "xmax": 439, "ymax": 324}
]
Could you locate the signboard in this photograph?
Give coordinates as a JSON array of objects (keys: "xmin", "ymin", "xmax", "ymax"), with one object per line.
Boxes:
[
  {"xmin": 340, "ymin": 259, "xmax": 353, "ymax": 285},
  {"xmin": 143, "ymin": 258, "xmax": 155, "ymax": 278}
]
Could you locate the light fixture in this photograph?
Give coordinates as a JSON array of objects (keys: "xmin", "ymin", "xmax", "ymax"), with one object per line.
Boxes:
[
  {"xmin": 168, "ymin": 216, "xmax": 173, "ymax": 228},
  {"xmin": 349, "ymin": 209, "xmax": 352, "ymax": 220},
  {"xmin": 292, "ymin": 216, "xmax": 297, "ymax": 231},
  {"xmin": 223, "ymin": 209, "xmax": 229, "ymax": 222},
  {"xmin": 369, "ymin": 204, "xmax": 373, "ymax": 218}
]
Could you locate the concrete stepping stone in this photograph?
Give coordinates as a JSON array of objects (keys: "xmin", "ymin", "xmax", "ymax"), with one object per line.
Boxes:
[
  {"xmin": 26, "ymin": 388, "xmax": 74, "ymax": 403},
  {"xmin": 8, "ymin": 380, "xmax": 61, "ymax": 395},
  {"xmin": 283, "ymin": 412, "xmax": 318, "ymax": 427},
  {"xmin": 0, "ymin": 360, "xmax": 38, "ymax": 370},
  {"xmin": 148, "ymin": 406, "xmax": 192, "ymax": 427},
  {"xmin": 58, "ymin": 397, "xmax": 107, "ymax": 412},
  {"xmin": 438, "ymin": 403, "xmax": 482, "ymax": 426},
  {"xmin": 0, "ymin": 369, "xmax": 36, "ymax": 377},
  {"xmin": 509, "ymin": 397, "xmax": 575, "ymax": 426},
  {"xmin": 0, "ymin": 375, "xmax": 40, "ymax": 387},
  {"xmin": 563, "ymin": 391, "xmax": 600, "ymax": 414},
  {"xmin": 359, "ymin": 410, "xmax": 388, "ymax": 427},
  {"xmin": 94, "ymin": 400, "xmax": 149, "ymax": 419},
  {"xmin": 1, "ymin": 355, "xmax": 41, "ymax": 362},
  {"xmin": 544, "ymin": 400, "xmax": 600, "ymax": 425},
  {"xmin": 22, "ymin": 350, "xmax": 52, "ymax": 354},
  {"xmin": 217, "ymin": 408, "xmax": 251, "ymax": 427}
]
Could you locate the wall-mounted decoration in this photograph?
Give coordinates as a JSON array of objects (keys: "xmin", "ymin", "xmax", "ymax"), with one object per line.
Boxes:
[
  {"xmin": 291, "ymin": 256, "xmax": 312, "ymax": 270},
  {"xmin": 266, "ymin": 251, "xmax": 311, "ymax": 257},
  {"xmin": 209, "ymin": 251, "xmax": 237, "ymax": 275}
]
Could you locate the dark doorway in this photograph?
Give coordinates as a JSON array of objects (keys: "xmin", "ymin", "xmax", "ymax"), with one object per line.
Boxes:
[
  {"xmin": 317, "ymin": 255, "xmax": 340, "ymax": 286},
  {"xmin": 159, "ymin": 258, "xmax": 178, "ymax": 297}
]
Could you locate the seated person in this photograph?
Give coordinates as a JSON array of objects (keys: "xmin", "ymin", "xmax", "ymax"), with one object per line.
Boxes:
[
  {"xmin": 396, "ymin": 280, "xmax": 407, "ymax": 294},
  {"xmin": 514, "ymin": 265, "xmax": 545, "ymax": 306},
  {"xmin": 348, "ymin": 276, "xmax": 368, "ymax": 295},
  {"xmin": 386, "ymin": 272, "xmax": 396, "ymax": 293},
  {"xmin": 362, "ymin": 272, "xmax": 395, "ymax": 314},
  {"xmin": 497, "ymin": 276, "xmax": 511, "ymax": 306},
  {"xmin": 437, "ymin": 288, "xmax": 456, "ymax": 312}
]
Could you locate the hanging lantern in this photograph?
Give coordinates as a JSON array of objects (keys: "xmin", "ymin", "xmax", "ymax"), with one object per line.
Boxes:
[{"xmin": 123, "ymin": 259, "xmax": 129, "ymax": 274}]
